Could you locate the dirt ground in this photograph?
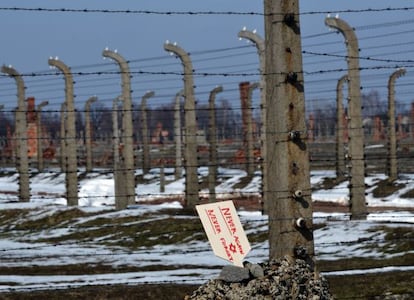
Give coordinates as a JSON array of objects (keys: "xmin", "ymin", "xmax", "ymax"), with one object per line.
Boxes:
[
  {"xmin": 1, "ymin": 179, "xmax": 413, "ymax": 299},
  {"xmin": 1, "ymin": 272, "xmax": 413, "ymax": 300},
  {"xmin": 0, "ymin": 284, "xmax": 197, "ymax": 300}
]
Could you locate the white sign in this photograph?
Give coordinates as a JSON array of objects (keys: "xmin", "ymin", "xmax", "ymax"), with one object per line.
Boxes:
[{"xmin": 196, "ymin": 200, "xmax": 251, "ymax": 267}]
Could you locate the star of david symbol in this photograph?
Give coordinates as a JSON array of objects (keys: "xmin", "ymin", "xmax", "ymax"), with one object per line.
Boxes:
[{"xmin": 229, "ymin": 243, "xmax": 237, "ymax": 253}]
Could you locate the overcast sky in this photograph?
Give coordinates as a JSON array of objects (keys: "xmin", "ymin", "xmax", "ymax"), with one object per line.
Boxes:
[{"xmin": 1, "ymin": 0, "xmax": 413, "ymax": 114}]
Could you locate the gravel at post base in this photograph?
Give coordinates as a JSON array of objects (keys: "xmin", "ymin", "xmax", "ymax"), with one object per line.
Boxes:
[{"xmin": 185, "ymin": 256, "xmax": 333, "ymax": 300}]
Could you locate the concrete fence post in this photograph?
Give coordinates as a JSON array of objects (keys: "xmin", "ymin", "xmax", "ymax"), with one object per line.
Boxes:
[
  {"xmin": 141, "ymin": 91, "xmax": 155, "ymax": 175},
  {"xmin": 336, "ymin": 75, "xmax": 348, "ymax": 180},
  {"xmin": 164, "ymin": 42, "xmax": 199, "ymax": 209},
  {"xmin": 36, "ymin": 101, "xmax": 49, "ymax": 172},
  {"xmin": 85, "ymin": 96, "xmax": 97, "ymax": 173},
  {"xmin": 48, "ymin": 58, "xmax": 78, "ymax": 206},
  {"xmin": 1, "ymin": 65, "xmax": 30, "ymax": 202},
  {"xmin": 208, "ymin": 86, "xmax": 223, "ymax": 202},
  {"xmin": 60, "ymin": 102, "xmax": 67, "ymax": 173},
  {"xmin": 325, "ymin": 17, "xmax": 367, "ymax": 220},
  {"xmin": 238, "ymin": 28, "xmax": 268, "ymax": 213},
  {"xmin": 247, "ymin": 82, "xmax": 260, "ymax": 177},
  {"xmin": 112, "ymin": 96, "xmax": 125, "ymax": 209},
  {"xmin": 387, "ymin": 68, "xmax": 406, "ymax": 182},
  {"xmin": 174, "ymin": 90, "xmax": 184, "ymax": 181},
  {"xmin": 103, "ymin": 49, "xmax": 136, "ymax": 209}
]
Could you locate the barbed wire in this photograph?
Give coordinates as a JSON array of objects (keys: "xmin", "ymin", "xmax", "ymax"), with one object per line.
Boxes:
[
  {"xmin": 0, "ymin": 6, "xmax": 413, "ymax": 114},
  {"xmin": 1, "ymin": 64, "xmax": 414, "ymax": 80},
  {"xmin": 1, "ymin": 6, "xmax": 414, "ymax": 16},
  {"xmin": 0, "ymin": 36, "xmax": 413, "ymax": 105},
  {"xmin": 303, "ymin": 50, "xmax": 414, "ymax": 64},
  {"xmin": 0, "ymin": 7, "xmax": 412, "ymax": 226}
]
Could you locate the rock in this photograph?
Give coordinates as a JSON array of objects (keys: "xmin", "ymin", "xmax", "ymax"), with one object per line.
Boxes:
[
  {"xmin": 244, "ymin": 261, "xmax": 264, "ymax": 278},
  {"xmin": 374, "ymin": 293, "xmax": 414, "ymax": 300},
  {"xmin": 186, "ymin": 257, "xmax": 334, "ymax": 299},
  {"xmin": 218, "ymin": 265, "xmax": 250, "ymax": 283}
]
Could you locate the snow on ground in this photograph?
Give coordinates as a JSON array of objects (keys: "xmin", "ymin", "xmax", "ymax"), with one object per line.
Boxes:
[
  {"xmin": 1, "ymin": 167, "xmax": 413, "ymax": 208},
  {"xmin": 311, "ymin": 171, "xmax": 414, "ymax": 207},
  {"xmin": 0, "ymin": 269, "xmax": 219, "ymax": 291},
  {"xmin": 0, "ymin": 206, "xmax": 412, "ymax": 291},
  {"xmin": 0, "ymin": 168, "xmax": 413, "ymax": 291}
]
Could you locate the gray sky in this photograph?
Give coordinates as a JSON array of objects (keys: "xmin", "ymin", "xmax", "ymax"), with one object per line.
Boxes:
[{"xmin": 1, "ymin": 0, "xmax": 414, "ymax": 115}]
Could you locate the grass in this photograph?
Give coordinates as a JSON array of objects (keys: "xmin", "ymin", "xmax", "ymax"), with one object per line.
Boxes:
[
  {"xmin": 0, "ymin": 263, "xmax": 215, "ymax": 276},
  {"xmin": 13, "ymin": 208, "xmax": 91, "ymax": 231},
  {"xmin": 401, "ymin": 188, "xmax": 414, "ymax": 198},
  {"xmin": 232, "ymin": 175, "xmax": 254, "ymax": 190},
  {"xmin": 1, "ymin": 271, "xmax": 413, "ymax": 299},
  {"xmin": 326, "ymin": 271, "xmax": 414, "ymax": 299},
  {"xmin": 0, "ymin": 209, "xmax": 31, "ymax": 226},
  {"xmin": 372, "ymin": 179, "xmax": 406, "ymax": 198},
  {"xmin": 0, "ymin": 207, "xmax": 205, "ymax": 249},
  {"xmin": 311, "ymin": 176, "xmax": 346, "ymax": 191},
  {"xmin": 380, "ymin": 225, "xmax": 414, "ymax": 254},
  {"xmin": 0, "ymin": 206, "xmax": 413, "ymax": 299},
  {"xmin": 317, "ymin": 253, "xmax": 414, "ymax": 272}
]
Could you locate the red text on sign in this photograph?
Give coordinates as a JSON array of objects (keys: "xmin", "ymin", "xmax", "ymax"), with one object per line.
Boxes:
[
  {"xmin": 206, "ymin": 209, "xmax": 221, "ymax": 234},
  {"xmin": 234, "ymin": 235, "xmax": 245, "ymax": 255},
  {"xmin": 220, "ymin": 237, "xmax": 234, "ymax": 261},
  {"xmin": 220, "ymin": 207, "xmax": 237, "ymax": 235}
]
